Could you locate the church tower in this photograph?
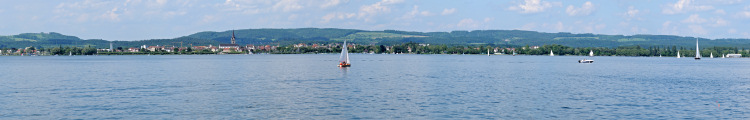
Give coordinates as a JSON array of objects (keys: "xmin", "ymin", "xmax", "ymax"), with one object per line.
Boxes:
[{"xmin": 231, "ymin": 30, "xmax": 236, "ymax": 44}]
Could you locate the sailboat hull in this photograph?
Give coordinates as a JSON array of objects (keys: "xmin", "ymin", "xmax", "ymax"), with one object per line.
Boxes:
[{"xmin": 337, "ymin": 64, "xmax": 351, "ymax": 67}]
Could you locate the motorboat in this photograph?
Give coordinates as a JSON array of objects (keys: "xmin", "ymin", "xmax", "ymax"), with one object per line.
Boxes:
[{"xmin": 578, "ymin": 59, "xmax": 594, "ymax": 63}]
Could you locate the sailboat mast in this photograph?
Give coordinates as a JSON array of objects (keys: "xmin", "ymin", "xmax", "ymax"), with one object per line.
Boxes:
[
  {"xmin": 340, "ymin": 40, "xmax": 350, "ymax": 63},
  {"xmin": 695, "ymin": 39, "xmax": 701, "ymax": 60}
]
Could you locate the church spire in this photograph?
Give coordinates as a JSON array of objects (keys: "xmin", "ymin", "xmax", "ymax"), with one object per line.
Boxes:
[{"xmin": 231, "ymin": 30, "xmax": 236, "ymax": 44}]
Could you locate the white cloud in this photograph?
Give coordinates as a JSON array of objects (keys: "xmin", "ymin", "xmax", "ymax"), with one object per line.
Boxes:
[
  {"xmin": 320, "ymin": 0, "xmax": 347, "ymax": 8},
  {"xmin": 421, "ymin": 11, "xmax": 433, "ymax": 16},
  {"xmin": 54, "ymin": 1, "xmax": 124, "ymax": 22},
  {"xmin": 520, "ymin": 23, "xmax": 537, "ymax": 30},
  {"xmin": 714, "ymin": 9, "xmax": 726, "ymax": 14},
  {"xmin": 595, "ymin": 23, "xmax": 606, "ymax": 30},
  {"xmin": 155, "ymin": 0, "xmax": 168, "ymax": 6},
  {"xmin": 682, "ymin": 14, "xmax": 706, "ymax": 23},
  {"xmin": 359, "ymin": 0, "xmax": 402, "ymax": 16},
  {"xmin": 441, "ymin": 8, "xmax": 456, "ymax": 15},
  {"xmin": 321, "ymin": 12, "xmax": 356, "ymax": 23},
  {"xmin": 273, "ymin": 0, "xmax": 303, "ymax": 12},
  {"xmin": 401, "ymin": 5, "xmax": 433, "ymax": 19},
  {"xmin": 624, "ymin": 6, "xmax": 640, "ymax": 17},
  {"xmin": 321, "ymin": 13, "xmax": 336, "ymax": 23},
  {"xmin": 358, "ymin": 0, "xmax": 404, "ymax": 21},
  {"xmin": 456, "ymin": 18, "xmax": 482, "ymax": 29},
  {"xmin": 380, "ymin": 0, "xmax": 404, "ymax": 4},
  {"xmin": 688, "ymin": 25, "xmax": 707, "ymax": 34},
  {"xmin": 566, "ymin": 1, "xmax": 595, "ymax": 16},
  {"xmin": 728, "ymin": 29, "xmax": 738, "ymax": 34},
  {"xmin": 663, "ymin": 21, "xmax": 672, "ymax": 27},
  {"xmin": 457, "ymin": 19, "xmax": 477, "ymax": 28},
  {"xmin": 508, "ymin": 0, "xmax": 561, "ymax": 13},
  {"xmin": 455, "ymin": 17, "xmax": 493, "ymax": 29},
  {"xmin": 660, "ymin": 21, "xmax": 679, "ymax": 35},
  {"xmin": 201, "ymin": 15, "xmax": 219, "ymax": 24},
  {"xmin": 736, "ymin": 11, "xmax": 750, "ymax": 18},
  {"xmin": 715, "ymin": 0, "xmax": 744, "ymax": 4},
  {"xmin": 575, "ymin": 21, "xmax": 606, "ymax": 33},
  {"xmin": 288, "ymin": 14, "xmax": 298, "ymax": 20},
  {"xmin": 219, "ymin": 0, "xmax": 272, "ymax": 14},
  {"xmin": 710, "ymin": 18, "xmax": 729, "ymax": 27},
  {"xmin": 101, "ymin": 7, "xmax": 122, "ymax": 21},
  {"xmin": 662, "ymin": 0, "xmax": 714, "ymax": 14},
  {"xmin": 554, "ymin": 21, "xmax": 564, "ymax": 31}
]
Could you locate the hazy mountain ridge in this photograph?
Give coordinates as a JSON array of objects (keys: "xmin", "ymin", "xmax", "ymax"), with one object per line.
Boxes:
[{"xmin": 2, "ymin": 28, "xmax": 750, "ymax": 49}]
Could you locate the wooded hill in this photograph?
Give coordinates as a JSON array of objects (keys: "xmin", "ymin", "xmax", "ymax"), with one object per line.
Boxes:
[{"xmin": 2, "ymin": 28, "xmax": 750, "ymax": 49}]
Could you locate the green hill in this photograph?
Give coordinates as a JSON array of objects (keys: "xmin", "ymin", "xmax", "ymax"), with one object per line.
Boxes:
[{"xmin": 2, "ymin": 28, "xmax": 750, "ymax": 49}]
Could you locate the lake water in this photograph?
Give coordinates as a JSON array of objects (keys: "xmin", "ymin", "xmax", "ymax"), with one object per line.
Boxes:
[{"xmin": 1, "ymin": 54, "xmax": 749, "ymax": 119}]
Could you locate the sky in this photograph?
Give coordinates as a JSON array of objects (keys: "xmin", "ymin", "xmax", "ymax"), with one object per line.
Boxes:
[{"xmin": 1, "ymin": 0, "xmax": 750, "ymax": 41}]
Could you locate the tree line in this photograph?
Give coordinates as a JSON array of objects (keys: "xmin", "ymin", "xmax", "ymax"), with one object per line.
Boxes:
[{"xmin": 2, "ymin": 42, "xmax": 749, "ymax": 57}]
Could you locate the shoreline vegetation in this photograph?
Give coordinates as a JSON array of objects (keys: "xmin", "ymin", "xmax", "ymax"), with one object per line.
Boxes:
[
  {"xmin": 2, "ymin": 42, "xmax": 747, "ymax": 57},
  {"xmin": 3, "ymin": 28, "xmax": 750, "ymax": 57}
]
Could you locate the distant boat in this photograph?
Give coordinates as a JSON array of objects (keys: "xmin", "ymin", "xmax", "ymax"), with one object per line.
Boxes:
[
  {"xmin": 550, "ymin": 50, "xmax": 554, "ymax": 56},
  {"xmin": 710, "ymin": 52, "xmax": 713, "ymax": 58},
  {"xmin": 487, "ymin": 49, "xmax": 490, "ymax": 56},
  {"xmin": 337, "ymin": 40, "xmax": 351, "ymax": 67},
  {"xmin": 695, "ymin": 39, "xmax": 701, "ymax": 60},
  {"xmin": 677, "ymin": 51, "xmax": 681, "ymax": 58},
  {"xmin": 579, "ymin": 59, "xmax": 594, "ymax": 63},
  {"xmin": 722, "ymin": 54, "xmax": 725, "ymax": 58},
  {"xmin": 69, "ymin": 51, "xmax": 72, "ymax": 56},
  {"xmin": 589, "ymin": 50, "xmax": 594, "ymax": 57}
]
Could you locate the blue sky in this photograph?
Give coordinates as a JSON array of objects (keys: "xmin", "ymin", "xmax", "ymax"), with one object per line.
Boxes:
[{"xmin": 1, "ymin": 0, "xmax": 750, "ymax": 40}]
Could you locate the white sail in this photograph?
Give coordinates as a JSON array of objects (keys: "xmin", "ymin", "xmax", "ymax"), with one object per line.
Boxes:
[
  {"xmin": 710, "ymin": 53, "xmax": 713, "ymax": 58},
  {"xmin": 487, "ymin": 49, "xmax": 490, "ymax": 56},
  {"xmin": 550, "ymin": 50, "xmax": 554, "ymax": 56},
  {"xmin": 677, "ymin": 51, "xmax": 680, "ymax": 58},
  {"xmin": 695, "ymin": 39, "xmax": 701, "ymax": 59},
  {"xmin": 589, "ymin": 50, "xmax": 594, "ymax": 57},
  {"xmin": 339, "ymin": 40, "xmax": 350, "ymax": 63}
]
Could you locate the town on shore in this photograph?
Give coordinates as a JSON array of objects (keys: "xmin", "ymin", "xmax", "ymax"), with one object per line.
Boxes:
[{"xmin": 1, "ymin": 42, "xmax": 748, "ymax": 58}]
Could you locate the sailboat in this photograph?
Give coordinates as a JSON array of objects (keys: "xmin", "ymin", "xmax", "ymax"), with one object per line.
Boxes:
[
  {"xmin": 487, "ymin": 49, "xmax": 490, "ymax": 56},
  {"xmin": 69, "ymin": 51, "xmax": 72, "ymax": 56},
  {"xmin": 337, "ymin": 40, "xmax": 351, "ymax": 67},
  {"xmin": 710, "ymin": 52, "xmax": 713, "ymax": 58},
  {"xmin": 589, "ymin": 50, "xmax": 594, "ymax": 57},
  {"xmin": 550, "ymin": 50, "xmax": 554, "ymax": 56},
  {"xmin": 695, "ymin": 39, "xmax": 701, "ymax": 60},
  {"xmin": 677, "ymin": 51, "xmax": 681, "ymax": 58}
]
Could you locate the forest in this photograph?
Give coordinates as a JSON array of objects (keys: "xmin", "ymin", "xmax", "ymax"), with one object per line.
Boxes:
[
  {"xmin": 5, "ymin": 41, "xmax": 749, "ymax": 57},
  {"xmin": 3, "ymin": 28, "xmax": 750, "ymax": 53}
]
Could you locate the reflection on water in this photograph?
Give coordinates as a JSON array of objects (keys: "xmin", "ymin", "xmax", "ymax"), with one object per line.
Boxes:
[
  {"xmin": 339, "ymin": 67, "xmax": 348, "ymax": 77},
  {"xmin": 0, "ymin": 55, "xmax": 749, "ymax": 119}
]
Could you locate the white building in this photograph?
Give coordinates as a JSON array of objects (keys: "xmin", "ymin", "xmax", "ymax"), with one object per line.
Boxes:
[{"xmin": 726, "ymin": 54, "xmax": 742, "ymax": 58}]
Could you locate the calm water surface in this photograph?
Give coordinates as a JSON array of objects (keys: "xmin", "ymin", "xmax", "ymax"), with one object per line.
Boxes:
[{"xmin": 1, "ymin": 54, "xmax": 749, "ymax": 119}]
